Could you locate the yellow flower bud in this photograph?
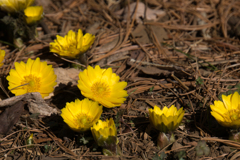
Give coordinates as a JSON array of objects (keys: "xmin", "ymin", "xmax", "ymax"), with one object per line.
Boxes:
[
  {"xmin": 91, "ymin": 118, "xmax": 121, "ymax": 156},
  {"xmin": 50, "ymin": 29, "xmax": 95, "ymax": 59},
  {"xmin": 24, "ymin": 6, "xmax": 43, "ymax": 25},
  {"xmin": 91, "ymin": 118, "xmax": 117, "ymax": 146},
  {"xmin": 149, "ymin": 105, "xmax": 185, "ymax": 133}
]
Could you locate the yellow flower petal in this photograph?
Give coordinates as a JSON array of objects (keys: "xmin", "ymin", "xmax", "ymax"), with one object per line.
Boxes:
[
  {"xmin": 222, "ymin": 94, "xmax": 232, "ymax": 110},
  {"xmin": 76, "ymin": 29, "xmax": 83, "ymax": 49},
  {"xmin": 210, "ymin": 101, "xmax": 226, "ymax": 115},
  {"xmin": 231, "ymin": 91, "xmax": 239, "ymax": 110},
  {"xmin": 0, "ymin": 49, "xmax": 5, "ymax": 67}
]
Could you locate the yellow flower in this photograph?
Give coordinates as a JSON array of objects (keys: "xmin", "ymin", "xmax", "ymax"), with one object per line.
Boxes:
[
  {"xmin": 210, "ymin": 91, "xmax": 240, "ymax": 128},
  {"xmin": 49, "ymin": 29, "xmax": 95, "ymax": 59},
  {"xmin": 91, "ymin": 118, "xmax": 117, "ymax": 146},
  {"xmin": 0, "ymin": 49, "xmax": 5, "ymax": 67},
  {"xmin": 77, "ymin": 65, "xmax": 128, "ymax": 108},
  {"xmin": 0, "ymin": 0, "xmax": 34, "ymax": 13},
  {"xmin": 61, "ymin": 98, "xmax": 103, "ymax": 132},
  {"xmin": 24, "ymin": 6, "xmax": 43, "ymax": 25},
  {"xmin": 149, "ymin": 105, "xmax": 185, "ymax": 133},
  {"xmin": 6, "ymin": 57, "xmax": 57, "ymax": 98},
  {"xmin": 26, "ymin": 133, "xmax": 34, "ymax": 145}
]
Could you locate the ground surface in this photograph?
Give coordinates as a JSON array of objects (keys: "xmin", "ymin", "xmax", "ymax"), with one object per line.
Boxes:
[{"xmin": 0, "ymin": 0, "xmax": 240, "ymax": 159}]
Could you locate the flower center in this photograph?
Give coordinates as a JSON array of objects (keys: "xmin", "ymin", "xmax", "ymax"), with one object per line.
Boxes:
[
  {"xmin": 68, "ymin": 43, "xmax": 80, "ymax": 57},
  {"xmin": 75, "ymin": 114, "xmax": 93, "ymax": 128},
  {"xmin": 226, "ymin": 109, "xmax": 240, "ymax": 121},
  {"xmin": 21, "ymin": 74, "xmax": 41, "ymax": 92},
  {"xmin": 91, "ymin": 82, "xmax": 111, "ymax": 98}
]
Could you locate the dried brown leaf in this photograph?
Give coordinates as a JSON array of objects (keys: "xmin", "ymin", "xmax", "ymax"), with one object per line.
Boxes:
[
  {"xmin": 0, "ymin": 93, "xmax": 59, "ymax": 116},
  {"xmin": 0, "ymin": 101, "xmax": 24, "ymax": 134},
  {"xmin": 115, "ymin": 2, "xmax": 166, "ymax": 23},
  {"xmin": 139, "ymin": 66, "xmax": 170, "ymax": 75}
]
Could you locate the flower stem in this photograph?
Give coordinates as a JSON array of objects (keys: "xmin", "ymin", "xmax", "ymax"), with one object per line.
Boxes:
[
  {"xmin": 78, "ymin": 53, "xmax": 88, "ymax": 66},
  {"xmin": 229, "ymin": 129, "xmax": 240, "ymax": 142},
  {"xmin": 157, "ymin": 132, "xmax": 169, "ymax": 149},
  {"xmin": 102, "ymin": 144, "xmax": 121, "ymax": 156}
]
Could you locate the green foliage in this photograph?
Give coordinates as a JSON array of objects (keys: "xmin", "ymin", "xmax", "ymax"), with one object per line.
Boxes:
[
  {"xmin": 44, "ymin": 142, "xmax": 51, "ymax": 153},
  {"xmin": 115, "ymin": 112, "xmax": 120, "ymax": 129},
  {"xmin": 10, "ymin": 150, "xmax": 15, "ymax": 155},
  {"xmin": 174, "ymin": 150, "xmax": 186, "ymax": 160},
  {"xmin": 79, "ymin": 136, "xmax": 89, "ymax": 145},
  {"xmin": 236, "ymin": 83, "xmax": 240, "ymax": 90},
  {"xmin": 130, "ymin": 120, "xmax": 135, "ymax": 127},
  {"xmin": 71, "ymin": 63, "xmax": 85, "ymax": 70},
  {"xmin": 198, "ymin": 102, "xmax": 203, "ymax": 108},
  {"xmin": 29, "ymin": 113, "xmax": 40, "ymax": 119},
  {"xmin": 115, "ymin": 110, "xmax": 124, "ymax": 129},
  {"xmin": 0, "ymin": 39, "xmax": 17, "ymax": 48},
  {"xmin": 196, "ymin": 77, "xmax": 204, "ymax": 85},
  {"xmin": 92, "ymin": 147, "xmax": 97, "ymax": 151},
  {"xmin": 128, "ymin": 88, "xmax": 137, "ymax": 95},
  {"xmin": 145, "ymin": 113, "xmax": 148, "ymax": 118},
  {"xmin": 0, "ymin": 14, "xmax": 36, "ymax": 47},
  {"xmin": 152, "ymin": 152, "xmax": 167, "ymax": 160},
  {"xmin": 149, "ymin": 86, "xmax": 154, "ymax": 92},
  {"xmin": 195, "ymin": 141, "xmax": 210, "ymax": 157}
]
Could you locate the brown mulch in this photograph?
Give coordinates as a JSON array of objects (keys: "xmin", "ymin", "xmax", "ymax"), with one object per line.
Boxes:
[{"xmin": 1, "ymin": 0, "xmax": 240, "ymax": 159}]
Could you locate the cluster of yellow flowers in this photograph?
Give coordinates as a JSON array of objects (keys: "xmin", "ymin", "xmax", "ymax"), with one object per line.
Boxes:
[
  {"xmin": 2, "ymin": 27, "xmax": 186, "ymax": 154},
  {"xmin": 5, "ymin": 27, "xmax": 127, "ymax": 155},
  {"xmin": 60, "ymin": 65, "xmax": 128, "ymax": 155},
  {"xmin": 3, "ymin": 1, "xmax": 240, "ymax": 154},
  {"xmin": 60, "ymin": 65, "xmax": 128, "ymax": 130},
  {"xmin": 0, "ymin": 0, "xmax": 43, "ymax": 25}
]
